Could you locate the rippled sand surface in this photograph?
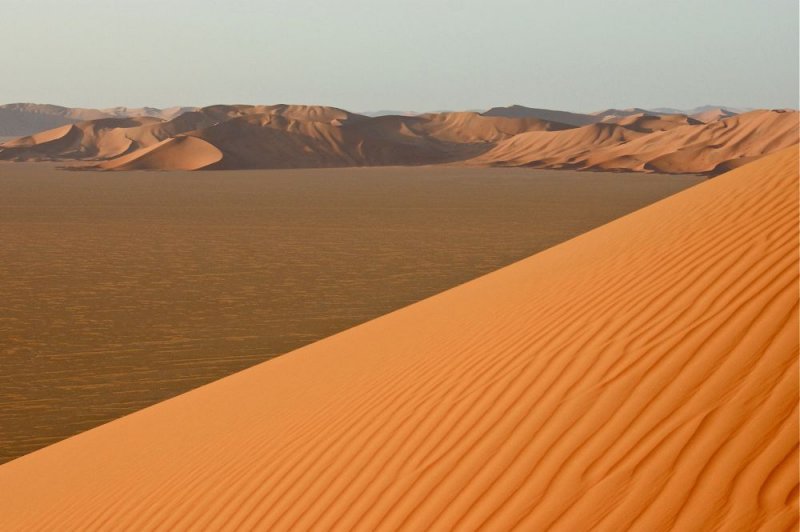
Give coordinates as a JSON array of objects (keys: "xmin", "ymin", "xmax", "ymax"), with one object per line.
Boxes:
[{"xmin": 0, "ymin": 164, "xmax": 702, "ymax": 462}]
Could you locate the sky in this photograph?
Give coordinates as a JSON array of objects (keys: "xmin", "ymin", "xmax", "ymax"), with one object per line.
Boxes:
[{"xmin": 1, "ymin": 0, "xmax": 797, "ymax": 112}]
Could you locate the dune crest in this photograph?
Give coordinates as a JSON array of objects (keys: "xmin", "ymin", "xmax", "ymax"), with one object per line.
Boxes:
[
  {"xmin": 0, "ymin": 147, "xmax": 796, "ymax": 530},
  {"xmin": 98, "ymin": 135, "xmax": 223, "ymax": 170}
]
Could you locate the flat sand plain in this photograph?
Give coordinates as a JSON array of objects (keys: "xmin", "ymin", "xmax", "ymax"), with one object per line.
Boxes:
[{"xmin": 0, "ymin": 163, "xmax": 702, "ymax": 462}]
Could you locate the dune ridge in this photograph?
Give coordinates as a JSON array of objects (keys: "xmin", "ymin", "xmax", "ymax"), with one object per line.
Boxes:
[
  {"xmin": 0, "ymin": 146, "xmax": 796, "ymax": 530},
  {"xmin": 1, "ymin": 104, "xmax": 794, "ymax": 173},
  {"xmin": 473, "ymin": 110, "xmax": 798, "ymax": 173}
]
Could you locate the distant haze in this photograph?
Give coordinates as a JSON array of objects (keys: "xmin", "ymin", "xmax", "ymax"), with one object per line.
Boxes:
[{"xmin": 0, "ymin": 0, "xmax": 797, "ymax": 111}]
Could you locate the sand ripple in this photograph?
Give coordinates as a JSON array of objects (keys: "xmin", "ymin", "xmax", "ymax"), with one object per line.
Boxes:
[{"xmin": 0, "ymin": 148, "xmax": 795, "ymax": 529}]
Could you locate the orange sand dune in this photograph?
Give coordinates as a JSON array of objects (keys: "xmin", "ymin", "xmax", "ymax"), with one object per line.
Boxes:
[
  {"xmin": 469, "ymin": 122, "xmax": 646, "ymax": 168},
  {"xmin": 476, "ymin": 109, "xmax": 798, "ymax": 173},
  {"xmin": 0, "ymin": 116, "xmax": 163, "ymax": 161},
  {"xmin": 0, "ymin": 108, "xmax": 228, "ymax": 163},
  {"xmin": 0, "ymin": 123, "xmax": 80, "ymax": 149},
  {"xmin": 98, "ymin": 135, "xmax": 223, "ymax": 170},
  {"xmin": 594, "ymin": 110, "xmax": 799, "ymax": 173},
  {"xmin": 0, "ymin": 147, "xmax": 796, "ymax": 530}
]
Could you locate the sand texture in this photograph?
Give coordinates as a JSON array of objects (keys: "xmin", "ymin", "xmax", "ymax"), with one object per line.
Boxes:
[
  {"xmin": 0, "ymin": 165, "xmax": 701, "ymax": 463},
  {"xmin": 0, "ymin": 146, "xmax": 796, "ymax": 530},
  {"xmin": 2, "ymin": 104, "xmax": 795, "ymax": 173}
]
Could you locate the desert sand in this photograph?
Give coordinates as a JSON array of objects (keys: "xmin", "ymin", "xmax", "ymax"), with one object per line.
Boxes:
[
  {"xmin": 0, "ymin": 146, "xmax": 795, "ymax": 530},
  {"xmin": 471, "ymin": 110, "xmax": 799, "ymax": 173},
  {"xmin": 0, "ymin": 164, "xmax": 701, "ymax": 463},
  {"xmin": 1, "ymin": 104, "xmax": 795, "ymax": 173}
]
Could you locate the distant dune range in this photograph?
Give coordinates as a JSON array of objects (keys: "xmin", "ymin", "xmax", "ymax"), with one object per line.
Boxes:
[
  {"xmin": 0, "ymin": 164, "xmax": 703, "ymax": 464},
  {"xmin": 0, "ymin": 103, "xmax": 195, "ymax": 137},
  {"xmin": 0, "ymin": 146, "xmax": 796, "ymax": 530},
  {"xmin": 1, "ymin": 103, "xmax": 795, "ymax": 173}
]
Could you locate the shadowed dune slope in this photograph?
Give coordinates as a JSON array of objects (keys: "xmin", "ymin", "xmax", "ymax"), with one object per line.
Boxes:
[
  {"xmin": 481, "ymin": 105, "xmax": 597, "ymax": 126},
  {"xmin": 0, "ymin": 147, "xmax": 797, "ymax": 530}
]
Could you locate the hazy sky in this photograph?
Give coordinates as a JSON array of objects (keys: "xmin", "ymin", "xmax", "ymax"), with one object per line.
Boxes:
[{"xmin": 1, "ymin": 0, "xmax": 797, "ymax": 112}]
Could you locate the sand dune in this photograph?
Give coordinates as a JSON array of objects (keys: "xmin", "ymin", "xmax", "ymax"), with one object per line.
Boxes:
[
  {"xmin": 102, "ymin": 108, "xmax": 570, "ymax": 170},
  {"xmin": 0, "ymin": 123, "xmax": 80, "ymax": 149},
  {"xmin": 0, "ymin": 165, "xmax": 701, "ymax": 464},
  {"xmin": 691, "ymin": 107, "xmax": 739, "ymax": 123},
  {"xmin": 475, "ymin": 109, "xmax": 798, "ymax": 173},
  {"xmin": 1, "ymin": 104, "xmax": 794, "ymax": 173},
  {"xmin": 0, "ymin": 147, "xmax": 796, "ymax": 530},
  {"xmin": 468, "ymin": 122, "xmax": 648, "ymax": 169},
  {"xmin": 0, "ymin": 116, "xmax": 166, "ymax": 161},
  {"xmin": 598, "ymin": 110, "xmax": 799, "ymax": 173},
  {"xmin": 99, "ymin": 135, "xmax": 223, "ymax": 170},
  {"xmin": 482, "ymin": 105, "xmax": 597, "ymax": 126},
  {"xmin": 606, "ymin": 113, "xmax": 703, "ymax": 132}
]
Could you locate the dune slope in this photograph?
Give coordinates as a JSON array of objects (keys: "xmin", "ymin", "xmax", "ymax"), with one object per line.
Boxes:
[
  {"xmin": 475, "ymin": 110, "xmax": 798, "ymax": 173},
  {"xmin": 98, "ymin": 135, "xmax": 223, "ymax": 170},
  {"xmin": 0, "ymin": 147, "xmax": 797, "ymax": 531}
]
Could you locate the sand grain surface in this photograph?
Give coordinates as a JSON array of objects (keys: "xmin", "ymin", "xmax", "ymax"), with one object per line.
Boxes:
[
  {"xmin": 0, "ymin": 147, "xmax": 796, "ymax": 530},
  {"xmin": 0, "ymin": 165, "xmax": 700, "ymax": 463}
]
